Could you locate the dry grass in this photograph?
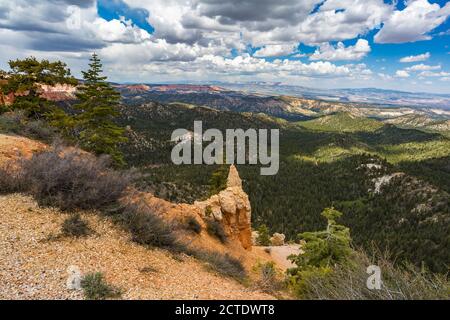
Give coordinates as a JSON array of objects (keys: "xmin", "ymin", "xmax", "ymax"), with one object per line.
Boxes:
[{"xmin": 298, "ymin": 250, "xmax": 449, "ymax": 300}]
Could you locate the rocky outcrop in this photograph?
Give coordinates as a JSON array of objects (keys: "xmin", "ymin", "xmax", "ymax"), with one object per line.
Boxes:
[
  {"xmin": 0, "ymin": 82, "xmax": 76, "ymax": 106},
  {"xmin": 195, "ymin": 165, "xmax": 252, "ymax": 250},
  {"xmin": 270, "ymin": 233, "xmax": 285, "ymax": 246},
  {"xmin": 39, "ymin": 83, "xmax": 77, "ymax": 101}
]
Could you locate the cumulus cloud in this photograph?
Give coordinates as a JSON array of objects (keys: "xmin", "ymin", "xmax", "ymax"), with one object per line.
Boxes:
[
  {"xmin": 310, "ymin": 39, "xmax": 370, "ymax": 61},
  {"xmin": 419, "ymin": 71, "xmax": 450, "ymax": 77},
  {"xmin": 0, "ymin": 0, "xmax": 152, "ymax": 52},
  {"xmin": 125, "ymin": 0, "xmax": 393, "ymax": 47},
  {"xmin": 399, "ymin": 52, "xmax": 430, "ymax": 63},
  {"xmin": 404, "ymin": 64, "xmax": 441, "ymax": 72},
  {"xmin": 375, "ymin": 0, "xmax": 450, "ymax": 44},
  {"xmin": 88, "ymin": 17, "xmax": 151, "ymax": 44},
  {"xmin": 296, "ymin": 0, "xmax": 393, "ymax": 44},
  {"xmin": 98, "ymin": 47, "xmax": 373, "ymax": 81},
  {"xmin": 395, "ymin": 70, "xmax": 410, "ymax": 78},
  {"xmin": 253, "ymin": 44, "xmax": 297, "ymax": 57},
  {"xmin": 0, "ymin": 0, "xmax": 449, "ymax": 91}
]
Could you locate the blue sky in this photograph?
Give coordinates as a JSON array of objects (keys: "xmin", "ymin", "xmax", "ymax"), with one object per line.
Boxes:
[{"xmin": 0, "ymin": 0, "xmax": 449, "ymax": 93}]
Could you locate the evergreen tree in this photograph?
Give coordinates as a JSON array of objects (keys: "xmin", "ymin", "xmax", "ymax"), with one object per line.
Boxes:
[
  {"xmin": 208, "ymin": 164, "xmax": 229, "ymax": 196},
  {"xmin": 288, "ymin": 207, "xmax": 353, "ymax": 295},
  {"xmin": 74, "ymin": 53, "xmax": 127, "ymax": 165},
  {"xmin": 290, "ymin": 207, "xmax": 352, "ymax": 269},
  {"xmin": 256, "ymin": 224, "xmax": 271, "ymax": 246},
  {"xmin": 0, "ymin": 57, "xmax": 77, "ymax": 118}
]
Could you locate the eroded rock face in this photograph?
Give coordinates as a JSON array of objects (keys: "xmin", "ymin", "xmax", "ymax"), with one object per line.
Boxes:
[
  {"xmin": 0, "ymin": 82, "xmax": 76, "ymax": 107},
  {"xmin": 195, "ymin": 165, "xmax": 252, "ymax": 250}
]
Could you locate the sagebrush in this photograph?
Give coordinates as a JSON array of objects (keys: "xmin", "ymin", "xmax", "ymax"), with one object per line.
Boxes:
[
  {"xmin": 120, "ymin": 200, "xmax": 176, "ymax": 249},
  {"xmin": 61, "ymin": 214, "xmax": 91, "ymax": 238},
  {"xmin": 81, "ymin": 272, "xmax": 121, "ymax": 300},
  {"xmin": 0, "ymin": 144, "xmax": 133, "ymax": 210},
  {"xmin": 206, "ymin": 219, "xmax": 227, "ymax": 243}
]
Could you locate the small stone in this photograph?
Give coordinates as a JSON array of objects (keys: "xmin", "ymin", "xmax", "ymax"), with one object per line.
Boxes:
[{"xmin": 66, "ymin": 265, "xmax": 82, "ymax": 290}]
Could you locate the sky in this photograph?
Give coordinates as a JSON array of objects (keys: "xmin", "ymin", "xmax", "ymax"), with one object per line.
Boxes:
[{"xmin": 0, "ymin": 0, "xmax": 449, "ymax": 93}]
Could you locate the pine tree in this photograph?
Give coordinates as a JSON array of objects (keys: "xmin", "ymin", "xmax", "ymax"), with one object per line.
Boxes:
[
  {"xmin": 74, "ymin": 53, "xmax": 127, "ymax": 166},
  {"xmin": 0, "ymin": 57, "xmax": 77, "ymax": 118},
  {"xmin": 208, "ymin": 164, "xmax": 229, "ymax": 196},
  {"xmin": 290, "ymin": 207, "xmax": 352, "ymax": 269},
  {"xmin": 287, "ymin": 207, "xmax": 353, "ymax": 296},
  {"xmin": 256, "ymin": 224, "xmax": 271, "ymax": 246}
]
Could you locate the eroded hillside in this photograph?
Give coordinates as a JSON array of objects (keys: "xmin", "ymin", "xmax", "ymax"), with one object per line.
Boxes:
[{"xmin": 0, "ymin": 134, "xmax": 287, "ymax": 300}]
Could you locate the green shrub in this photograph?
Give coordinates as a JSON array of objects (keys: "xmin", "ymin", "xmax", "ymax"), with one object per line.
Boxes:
[
  {"xmin": 256, "ymin": 224, "xmax": 271, "ymax": 246},
  {"xmin": 61, "ymin": 214, "xmax": 91, "ymax": 238},
  {"xmin": 81, "ymin": 272, "xmax": 121, "ymax": 300},
  {"xmin": 206, "ymin": 219, "xmax": 227, "ymax": 243},
  {"xmin": 0, "ymin": 110, "xmax": 25, "ymax": 133},
  {"xmin": 205, "ymin": 205, "xmax": 213, "ymax": 217},
  {"xmin": 186, "ymin": 216, "xmax": 202, "ymax": 234}
]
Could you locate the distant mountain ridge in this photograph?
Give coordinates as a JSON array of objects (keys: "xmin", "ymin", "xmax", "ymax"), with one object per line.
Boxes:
[
  {"xmin": 115, "ymin": 84, "xmax": 450, "ymax": 137},
  {"xmin": 215, "ymin": 82, "xmax": 450, "ymax": 110}
]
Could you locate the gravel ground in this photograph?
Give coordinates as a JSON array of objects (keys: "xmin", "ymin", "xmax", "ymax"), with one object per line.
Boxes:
[
  {"xmin": 0, "ymin": 194, "xmax": 274, "ymax": 300},
  {"xmin": 255, "ymin": 245, "xmax": 302, "ymax": 270}
]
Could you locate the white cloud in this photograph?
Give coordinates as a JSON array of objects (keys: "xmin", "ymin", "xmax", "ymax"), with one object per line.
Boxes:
[
  {"xmin": 88, "ymin": 17, "xmax": 151, "ymax": 44},
  {"xmin": 419, "ymin": 71, "xmax": 450, "ymax": 77},
  {"xmin": 253, "ymin": 44, "xmax": 297, "ymax": 57},
  {"xmin": 405, "ymin": 63, "xmax": 441, "ymax": 72},
  {"xmin": 375, "ymin": 0, "xmax": 450, "ymax": 44},
  {"xmin": 378, "ymin": 73, "xmax": 392, "ymax": 80},
  {"xmin": 0, "ymin": 0, "xmax": 450, "ymax": 92},
  {"xmin": 296, "ymin": 0, "xmax": 393, "ymax": 44},
  {"xmin": 310, "ymin": 39, "xmax": 371, "ymax": 61},
  {"xmin": 399, "ymin": 52, "xmax": 430, "ymax": 63},
  {"xmin": 395, "ymin": 70, "xmax": 410, "ymax": 78}
]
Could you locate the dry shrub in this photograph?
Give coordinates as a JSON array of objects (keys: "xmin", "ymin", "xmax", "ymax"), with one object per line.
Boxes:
[
  {"xmin": 120, "ymin": 200, "xmax": 177, "ymax": 249},
  {"xmin": 61, "ymin": 214, "xmax": 91, "ymax": 238},
  {"xmin": 185, "ymin": 216, "xmax": 202, "ymax": 234},
  {"xmin": 0, "ymin": 160, "xmax": 27, "ymax": 194},
  {"xmin": 254, "ymin": 261, "xmax": 285, "ymax": 294},
  {"xmin": 0, "ymin": 110, "xmax": 55, "ymax": 141},
  {"xmin": 185, "ymin": 248, "xmax": 247, "ymax": 281},
  {"xmin": 4, "ymin": 143, "xmax": 133, "ymax": 210},
  {"xmin": 206, "ymin": 219, "xmax": 227, "ymax": 243}
]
